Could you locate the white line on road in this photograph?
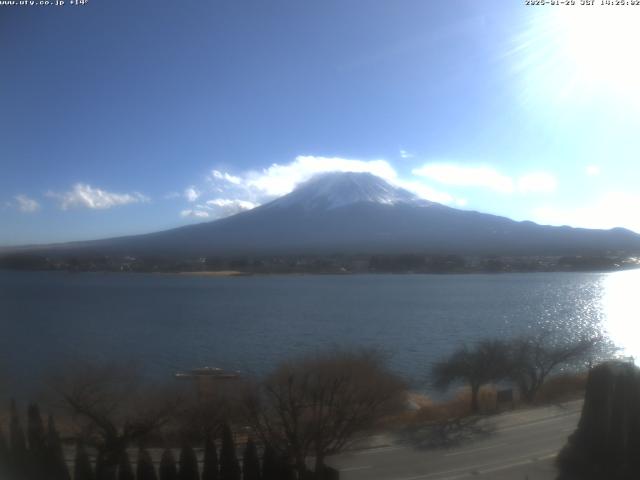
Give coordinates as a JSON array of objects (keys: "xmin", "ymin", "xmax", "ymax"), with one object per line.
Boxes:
[
  {"xmin": 391, "ymin": 449, "xmax": 558, "ymax": 480},
  {"xmin": 469, "ymin": 452, "xmax": 557, "ymax": 477},
  {"xmin": 352, "ymin": 446, "xmax": 405, "ymax": 456},
  {"xmin": 340, "ymin": 465, "xmax": 373, "ymax": 472},
  {"xmin": 443, "ymin": 442, "xmax": 507, "ymax": 457},
  {"xmin": 497, "ymin": 412, "xmax": 579, "ymax": 433}
]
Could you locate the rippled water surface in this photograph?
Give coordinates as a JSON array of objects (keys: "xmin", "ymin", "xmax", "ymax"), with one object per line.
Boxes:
[{"xmin": 1, "ymin": 270, "xmax": 639, "ymax": 393}]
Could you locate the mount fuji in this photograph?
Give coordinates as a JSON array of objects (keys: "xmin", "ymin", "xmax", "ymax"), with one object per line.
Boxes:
[{"xmin": 9, "ymin": 172, "xmax": 640, "ymax": 257}]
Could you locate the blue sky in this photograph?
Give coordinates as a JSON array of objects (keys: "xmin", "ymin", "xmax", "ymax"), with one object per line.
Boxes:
[{"xmin": 2, "ymin": 0, "xmax": 640, "ymax": 246}]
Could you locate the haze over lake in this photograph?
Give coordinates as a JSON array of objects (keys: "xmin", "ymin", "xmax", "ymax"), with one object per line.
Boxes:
[{"xmin": 2, "ymin": 270, "xmax": 638, "ymax": 395}]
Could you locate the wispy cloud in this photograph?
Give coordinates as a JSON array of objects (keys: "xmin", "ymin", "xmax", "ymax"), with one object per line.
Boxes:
[
  {"xmin": 532, "ymin": 191, "xmax": 640, "ymax": 233},
  {"xmin": 517, "ymin": 172, "xmax": 557, "ymax": 193},
  {"xmin": 181, "ymin": 198, "xmax": 258, "ymax": 219},
  {"xmin": 180, "ymin": 209, "xmax": 211, "ymax": 219},
  {"xmin": 412, "ymin": 163, "xmax": 557, "ymax": 195},
  {"xmin": 47, "ymin": 183, "xmax": 149, "ymax": 210},
  {"xmin": 399, "ymin": 149, "xmax": 414, "ymax": 159},
  {"xmin": 412, "ymin": 164, "xmax": 514, "ymax": 193},
  {"xmin": 184, "ymin": 186, "xmax": 201, "ymax": 202},
  {"xmin": 210, "ymin": 170, "xmax": 242, "ymax": 185},
  {"xmin": 14, "ymin": 194, "xmax": 40, "ymax": 213}
]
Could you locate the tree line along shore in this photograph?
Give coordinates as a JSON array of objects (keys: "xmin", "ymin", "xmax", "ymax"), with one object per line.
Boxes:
[{"xmin": 1, "ymin": 252, "xmax": 638, "ymax": 274}]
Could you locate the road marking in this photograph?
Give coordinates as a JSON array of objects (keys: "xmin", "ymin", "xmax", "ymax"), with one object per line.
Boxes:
[
  {"xmin": 470, "ymin": 452, "xmax": 557, "ymax": 477},
  {"xmin": 353, "ymin": 446, "xmax": 405, "ymax": 456},
  {"xmin": 340, "ymin": 465, "xmax": 372, "ymax": 472},
  {"xmin": 497, "ymin": 412, "xmax": 579, "ymax": 433},
  {"xmin": 443, "ymin": 442, "xmax": 507, "ymax": 457},
  {"xmin": 391, "ymin": 449, "xmax": 558, "ymax": 480}
]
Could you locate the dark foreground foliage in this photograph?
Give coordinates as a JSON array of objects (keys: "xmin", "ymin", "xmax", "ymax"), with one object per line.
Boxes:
[
  {"xmin": 0, "ymin": 401, "xmax": 340, "ymax": 480},
  {"xmin": 557, "ymin": 361, "xmax": 640, "ymax": 480}
]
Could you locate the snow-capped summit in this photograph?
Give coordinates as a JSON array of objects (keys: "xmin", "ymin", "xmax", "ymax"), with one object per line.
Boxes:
[{"xmin": 265, "ymin": 171, "xmax": 433, "ymax": 211}]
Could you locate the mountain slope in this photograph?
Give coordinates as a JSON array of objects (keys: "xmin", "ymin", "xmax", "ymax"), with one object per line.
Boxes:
[{"xmin": 10, "ymin": 172, "xmax": 640, "ymax": 257}]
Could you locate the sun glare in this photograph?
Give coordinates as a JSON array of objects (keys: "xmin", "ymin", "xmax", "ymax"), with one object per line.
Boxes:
[
  {"xmin": 516, "ymin": 6, "xmax": 640, "ymax": 107},
  {"xmin": 602, "ymin": 269, "xmax": 640, "ymax": 363},
  {"xmin": 555, "ymin": 7, "xmax": 640, "ymax": 92}
]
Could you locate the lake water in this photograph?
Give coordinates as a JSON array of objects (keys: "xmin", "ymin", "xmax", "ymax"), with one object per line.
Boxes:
[{"xmin": 1, "ymin": 270, "xmax": 639, "ymax": 395}]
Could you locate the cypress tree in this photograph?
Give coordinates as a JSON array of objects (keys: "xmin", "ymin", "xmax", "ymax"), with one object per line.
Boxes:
[
  {"xmin": 201, "ymin": 435, "xmax": 219, "ymax": 480},
  {"xmin": 159, "ymin": 448, "xmax": 178, "ymax": 480},
  {"xmin": 47, "ymin": 414, "xmax": 71, "ymax": 480},
  {"xmin": 260, "ymin": 444, "xmax": 277, "ymax": 480},
  {"xmin": 9, "ymin": 399, "xmax": 27, "ymax": 478},
  {"xmin": 27, "ymin": 404, "xmax": 47, "ymax": 473},
  {"xmin": 117, "ymin": 450, "xmax": 135, "ymax": 480},
  {"xmin": 178, "ymin": 444, "xmax": 198, "ymax": 480},
  {"xmin": 0, "ymin": 427, "xmax": 10, "ymax": 479},
  {"xmin": 242, "ymin": 438, "xmax": 260, "ymax": 480},
  {"xmin": 74, "ymin": 442, "xmax": 95, "ymax": 480},
  {"xmin": 95, "ymin": 451, "xmax": 106, "ymax": 480},
  {"xmin": 136, "ymin": 448, "xmax": 157, "ymax": 480},
  {"xmin": 27, "ymin": 404, "xmax": 46, "ymax": 455},
  {"xmin": 277, "ymin": 455, "xmax": 294, "ymax": 480},
  {"xmin": 95, "ymin": 449, "xmax": 117, "ymax": 480},
  {"xmin": 219, "ymin": 425, "xmax": 240, "ymax": 480}
]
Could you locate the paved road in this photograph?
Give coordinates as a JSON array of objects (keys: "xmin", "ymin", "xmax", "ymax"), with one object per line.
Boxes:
[{"xmin": 327, "ymin": 401, "xmax": 582, "ymax": 480}]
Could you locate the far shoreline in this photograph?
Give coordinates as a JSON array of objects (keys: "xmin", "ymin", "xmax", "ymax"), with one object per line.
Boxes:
[{"xmin": 175, "ymin": 270, "xmax": 250, "ymax": 277}]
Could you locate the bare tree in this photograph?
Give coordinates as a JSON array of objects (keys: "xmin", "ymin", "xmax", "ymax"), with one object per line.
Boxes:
[
  {"xmin": 52, "ymin": 361, "xmax": 181, "ymax": 477},
  {"xmin": 244, "ymin": 348, "xmax": 406, "ymax": 477},
  {"xmin": 176, "ymin": 380, "xmax": 246, "ymax": 441},
  {"xmin": 507, "ymin": 332, "xmax": 602, "ymax": 403},
  {"xmin": 431, "ymin": 340, "xmax": 510, "ymax": 413}
]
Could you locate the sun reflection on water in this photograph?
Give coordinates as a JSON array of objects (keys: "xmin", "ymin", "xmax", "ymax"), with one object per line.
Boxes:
[{"xmin": 602, "ymin": 269, "xmax": 640, "ymax": 363}]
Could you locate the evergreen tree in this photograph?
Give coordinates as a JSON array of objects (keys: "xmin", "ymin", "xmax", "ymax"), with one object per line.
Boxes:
[
  {"xmin": 201, "ymin": 435, "xmax": 219, "ymax": 480},
  {"xmin": 178, "ymin": 444, "xmax": 199, "ymax": 480},
  {"xmin": 242, "ymin": 438, "xmax": 260, "ymax": 480},
  {"xmin": 117, "ymin": 450, "xmax": 135, "ymax": 480},
  {"xmin": 219, "ymin": 425, "xmax": 240, "ymax": 480},
  {"xmin": 159, "ymin": 448, "xmax": 178, "ymax": 480},
  {"xmin": 0, "ymin": 427, "xmax": 10, "ymax": 479},
  {"xmin": 136, "ymin": 448, "xmax": 158, "ymax": 480},
  {"xmin": 260, "ymin": 444, "xmax": 278, "ymax": 480},
  {"xmin": 9, "ymin": 399, "xmax": 27, "ymax": 478},
  {"xmin": 27, "ymin": 404, "xmax": 46, "ymax": 456},
  {"xmin": 47, "ymin": 414, "xmax": 71, "ymax": 480},
  {"xmin": 277, "ymin": 455, "xmax": 294, "ymax": 480},
  {"xmin": 74, "ymin": 442, "xmax": 95, "ymax": 480},
  {"xmin": 27, "ymin": 403, "xmax": 47, "ymax": 477},
  {"xmin": 94, "ymin": 448, "xmax": 118, "ymax": 480},
  {"xmin": 95, "ymin": 451, "xmax": 106, "ymax": 480}
]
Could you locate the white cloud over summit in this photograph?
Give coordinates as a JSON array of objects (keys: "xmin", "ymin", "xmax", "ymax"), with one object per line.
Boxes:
[
  {"xmin": 178, "ymin": 156, "xmax": 412, "ymax": 220},
  {"xmin": 180, "ymin": 155, "xmax": 460, "ymax": 220},
  {"xmin": 242, "ymin": 155, "xmax": 399, "ymax": 197},
  {"xmin": 47, "ymin": 183, "xmax": 149, "ymax": 210}
]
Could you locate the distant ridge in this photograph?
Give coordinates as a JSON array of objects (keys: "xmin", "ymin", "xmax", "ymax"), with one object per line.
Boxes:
[{"xmin": 4, "ymin": 171, "xmax": 640, "ymax": 258}]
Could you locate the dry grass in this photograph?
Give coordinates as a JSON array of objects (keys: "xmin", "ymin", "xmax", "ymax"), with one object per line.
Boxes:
[
  {"xmin": 413, "ymin": 386, "xmax": 501, "ymax": 422},
  {"xmin": 384, "ymin": 373, "xmax": 588, "ymax": 430},
  {"xmin": 534, "ymin": 372, "xmax": 588, "ymax": 404}
]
